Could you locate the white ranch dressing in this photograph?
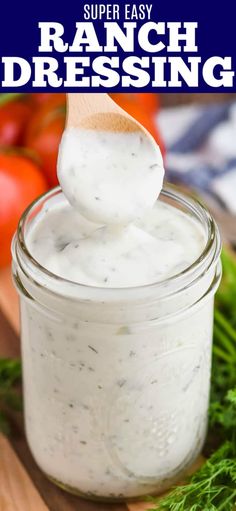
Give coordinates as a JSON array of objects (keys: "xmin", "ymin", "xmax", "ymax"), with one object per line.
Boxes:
[
  {"xmin": 29, "ymin": 126, "xmax": 205, "ymax": 287},
  {"xmin": 58, "ymin": 128, "xmax": 164, "ymax": 225},
  {"xmin": 17, "ymin": 126, "xmax": 217, "ymax": 500},
  {"xmin": 27, "ymin": 197, "xmax": 205, "ymax": 288}
]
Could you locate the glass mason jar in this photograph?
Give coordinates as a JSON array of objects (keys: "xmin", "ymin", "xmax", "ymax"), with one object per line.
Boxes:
[{"xmin": 12, "ymin": 186, "xmax": 221, "ymax": 502}]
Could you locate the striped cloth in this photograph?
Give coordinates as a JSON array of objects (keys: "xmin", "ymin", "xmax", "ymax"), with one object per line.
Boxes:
[{"xmin": 157, "ymin": 100, "xmax": 236, "ymax": 213}]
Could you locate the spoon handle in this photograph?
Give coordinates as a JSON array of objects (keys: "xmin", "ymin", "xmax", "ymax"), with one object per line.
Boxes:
[{"xmin": 66, "ymin": 93, "xmax": 117, "ymax": 128}]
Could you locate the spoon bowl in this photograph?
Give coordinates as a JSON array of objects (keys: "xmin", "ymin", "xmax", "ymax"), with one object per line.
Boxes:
[{"xmin": 58, "ymin": 93, "xmax": 164, "ymax": 225}]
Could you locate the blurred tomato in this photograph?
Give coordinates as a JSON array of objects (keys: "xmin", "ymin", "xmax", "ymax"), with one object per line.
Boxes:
[
  {"xmin": 29, "ymin": 93, "xmax": 66, "ymax": 106},
  {"xmin": 136, "ymin": 93, "xmax": 160, "ymax": 113},
  {"xmin": 25, "ymin": 95, "xmax": 66, "ymax": 187},
  {"xmin": 0, "ymin": 97, "xmax": 32, "ymax": 146},
  {"xmin": 111, "ymin": 93, "xmax": 165, "ymax": 158},
  {"xmin": 0, "ymin": 152, "xmax": 48, "ymax": 267},
  {"xmin": 111, "ymin": 93, "xmax": 160, "ymax": 115}
]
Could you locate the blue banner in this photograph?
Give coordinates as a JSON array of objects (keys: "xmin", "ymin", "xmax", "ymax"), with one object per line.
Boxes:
[{"xmin": 0, "ymin": 0, "xmax": 235, "ymax": 92}]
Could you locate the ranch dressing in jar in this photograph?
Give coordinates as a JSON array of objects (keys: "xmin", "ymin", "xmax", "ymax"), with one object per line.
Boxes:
[{"xmin": 12, "ymin": 125, "xmax": 221, "ymax": 501}]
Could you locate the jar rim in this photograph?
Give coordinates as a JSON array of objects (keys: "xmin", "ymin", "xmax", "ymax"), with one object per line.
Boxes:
[{"xmin": 13, "ymin": 184, "xmax": 221, "ymax": 302}]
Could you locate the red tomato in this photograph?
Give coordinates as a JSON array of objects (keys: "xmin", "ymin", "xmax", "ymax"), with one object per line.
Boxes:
[
  {"xmin": 111, "ymin": 93, "xmax": 160, "ymax": 115},
  {"xmin": 25, "ymin": 96, "xmax": 66, "ymax": 187},
  {"xmin": 29, "ymin": 93, "xmax": 66, "ymax": 106},
  {"xmin": 0, "ymin": 152, "xmax": 48, "ymax": 267},
  {"xmin": 136, "ymin": 93, "xmax": 160, "ymax": 113},
  {"xmin": 0, "ymin": 99, "xmax": 32, "ymax": 146}
]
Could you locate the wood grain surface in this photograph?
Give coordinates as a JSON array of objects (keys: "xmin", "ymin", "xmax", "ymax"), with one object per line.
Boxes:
[
  {"xmin": 0, "ymin": 267, "xmax": 19, "ymax": 334},
  {"xmin": 0, "ymin": 434, "xmax": 48, "ymax": 511}
]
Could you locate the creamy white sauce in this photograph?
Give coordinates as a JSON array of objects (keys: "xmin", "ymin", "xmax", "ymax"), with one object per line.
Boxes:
[
  {"xmin": 58, "ymin": 128, "xmax": 164, "ymax": 225},
  {"xmin": 18, "ymin": 126, "xmax": 217, "ymax": 500},
  {"xmin": 27, "ymin": 196, "xmax": 205, "ymax": 288},
  {"xmin": 22, "ymin": 294, "xmax": 213, "ymax": 498}
]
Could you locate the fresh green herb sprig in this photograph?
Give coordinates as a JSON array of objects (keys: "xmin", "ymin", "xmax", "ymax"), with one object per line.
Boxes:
[
  {"xmin": 0, "ymin": 358, "xmax": 21, "ymax": 434},
  {"xmin": 149, "ymin": 248, "xmax": 236, "ymax": 511}
]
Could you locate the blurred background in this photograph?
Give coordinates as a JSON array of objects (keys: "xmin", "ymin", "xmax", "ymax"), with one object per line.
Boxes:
[{"xmin": 0, "ymin": 91, "xmax": 235, "ymax": 270}]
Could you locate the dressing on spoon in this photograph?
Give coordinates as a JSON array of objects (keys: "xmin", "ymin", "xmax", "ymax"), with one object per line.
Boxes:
[{"xmin": 58, "ymin": 93, "xmax": 164, "ymax": 225}]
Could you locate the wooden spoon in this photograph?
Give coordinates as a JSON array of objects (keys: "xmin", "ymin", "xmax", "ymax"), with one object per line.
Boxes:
[
  {"xmin": 58, "ymin": 93, "xmax": 164, "ymax": 225},
  {"xmin": 66, "ymin": 93, "xmax": 149, "ymax": 134}
]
